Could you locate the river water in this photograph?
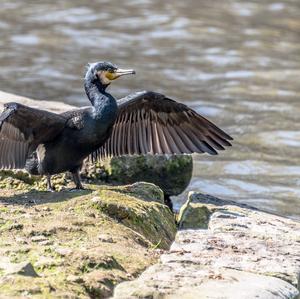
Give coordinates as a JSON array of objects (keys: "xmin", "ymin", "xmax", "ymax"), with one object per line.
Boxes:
[{"xmin": 0, "ymin": 0, "xmax": 299, "ymax": 220}]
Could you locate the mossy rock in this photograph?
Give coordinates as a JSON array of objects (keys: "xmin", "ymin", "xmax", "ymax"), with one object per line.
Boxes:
[
  {"xmin": 99, "ymin": 154, "xmax": 193, "ymax": 197},
  {"xmin": 0, "ymin": 182, "xmax": 176, "ymax": 298},
  {"xmin": 178, "ymin": 191, "xmax": 214, "ymax": 229},
  {"xmin": 0, "ymin": 170, "xmax": 69, "ymax": 192},
  {"xmin": 91, "ymin": 183, "xmax": 176, "ymax": 249}
]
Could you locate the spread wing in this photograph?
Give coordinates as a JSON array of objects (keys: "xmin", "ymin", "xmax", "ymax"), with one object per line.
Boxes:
[
  {"xmin": 92, "ymin": 91, "xmax": 233, "ymax": 160},
  {"xmin": 0, "ymin": 102, "xmax": 67, "ymax": 169}
]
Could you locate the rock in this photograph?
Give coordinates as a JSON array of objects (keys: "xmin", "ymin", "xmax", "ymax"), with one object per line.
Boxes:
[
  {"xmin": 98, "ymin": 234, "xmax": 115, "ymax": 243},
  {"xmin": 113, "ymin": 192, "xmax": 300, "ymax": 299},
  {"xmin": 0, "ymin": 181, "xmax": 176, "ymax": 298},
  {"xmin": 4, "ymin": 262, "xmax": 38, "ymax": 277},
  {"xmin": 91, "ymin": 183, "xmax": 176, "ymax": 249},
  {"xmin": 39, "ymin": 240, "xmax": 54, "ymax": 246},
  {"xmin": 178, "ymin": 193, "xmax": 212, "ymax": 229},
  {"xmin": 111, "ymin": 181, "xmax": 164, "ymax": 204},
  {"xmin": 54, "ymin": 247, "xmax": 73, "ymax": 256},
  {"xmin": 31, "ymin": 235, "xmax": 48, "ymax": 243},
  {"xmin": 82, "ymin": 270, "xmax": 118, "ymax": 298},
  {"xmin": 98, "ymin": 154, "xmax": 193, "ymax": 197},
  {"xmin": 0, "ymin": 90, "xmax": 74, "ymax": 112},
  {"xmin": 35, "ymin": 256, "xmax": 60, "ymax": 269},
  {"xmin": 114, "ymin": 266, "xmax": 298, "ymax": 299},
  {"xmin": 7, "ymin": 223, "xmax": 24, "ymax": 230},
  {"xmin": 15, "ymin": 237, "xmax": 28, "ymax": 244},
  {"xmin": 176, "ymin": 192, "xmax": 300, "ymax": 286},
  {"xmin": 66, "ymin": 274, "xmax": 84, "ymax": 283}
]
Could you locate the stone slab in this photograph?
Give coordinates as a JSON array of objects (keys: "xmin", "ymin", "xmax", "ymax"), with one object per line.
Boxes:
[
  {"xmin": 0, "ymin": 90, "xmax": 75, "ymax": 112},
  {"xmin": 114, "ymin": 265, "xmax": 298, "ymax": 299},
  {"xmin": 113, "ymin": 192, "xmax": 300, "ymax": 299}
]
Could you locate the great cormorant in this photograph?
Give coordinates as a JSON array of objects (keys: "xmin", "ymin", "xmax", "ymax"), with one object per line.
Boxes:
[{"xmin": 0, "ymin": 62, "xmax": 232, "ymax": 191}]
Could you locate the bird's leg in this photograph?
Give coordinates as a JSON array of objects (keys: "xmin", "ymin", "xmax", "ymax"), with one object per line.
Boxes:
[
  {"xmin": 71, "ymin": 169, "xmax": 84, "ymax": 190},
  {"xmin": 46, "ymin": 175, "xmax": 55, "ymax": 192},
  {"xmin": 164, "ymin": 194, "xmax": 173, "ymax": 213}
]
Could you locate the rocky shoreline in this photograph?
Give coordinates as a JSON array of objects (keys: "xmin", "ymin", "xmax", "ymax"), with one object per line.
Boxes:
[
  {"xmin": 0, "ymin": 91, "xmax": 177, "ymax": 298},
  {"xmin": 0, "ymin": 92, "xmax": 299, "ymax": 298}
]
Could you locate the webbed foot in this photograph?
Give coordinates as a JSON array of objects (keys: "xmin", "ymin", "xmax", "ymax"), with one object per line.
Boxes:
[
  {"xmin": 46, "ymin": 175, "xmax": 55, "ymax": 192},
  {"xmin": 70, "ymin": 168, "xmax": 85, "ymax": 191}
]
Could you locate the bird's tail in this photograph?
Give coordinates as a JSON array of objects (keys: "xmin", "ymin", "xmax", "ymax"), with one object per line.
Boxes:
[{"xmin": 24, "ymin": 153, "xmax": 39, "ymax": 175}]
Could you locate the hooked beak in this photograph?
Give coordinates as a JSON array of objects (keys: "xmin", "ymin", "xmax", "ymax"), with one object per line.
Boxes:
[{"xmin": 115, "ymin": 68, "xmax": 136, "ymax": 77}]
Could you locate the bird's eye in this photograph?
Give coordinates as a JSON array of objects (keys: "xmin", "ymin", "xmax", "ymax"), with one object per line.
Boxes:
[{"xmin": 107, "ymin": 68, "xmax": 114, "ymax": 73}]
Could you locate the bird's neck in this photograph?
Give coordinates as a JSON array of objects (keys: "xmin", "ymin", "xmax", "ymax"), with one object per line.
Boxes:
[{"xmin": 84, "ymin": 73, "xmax": 117, "ymax": 119}]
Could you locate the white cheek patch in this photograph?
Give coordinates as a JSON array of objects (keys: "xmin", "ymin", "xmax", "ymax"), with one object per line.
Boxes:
[{"xmin": 99, "ymin": 72, "xmax": 112, "ymax": 85}]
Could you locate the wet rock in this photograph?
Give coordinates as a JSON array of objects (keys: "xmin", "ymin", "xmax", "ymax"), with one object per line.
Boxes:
[
  {"xmin": 97, "ymin": 154, "xmax": 193, "ymax": 197},
  {"xmin": 113, "ymin": 192, "xmax": 300, "ymax": 299}
]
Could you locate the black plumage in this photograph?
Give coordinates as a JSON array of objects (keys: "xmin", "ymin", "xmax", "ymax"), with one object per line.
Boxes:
[{"xmin": 0, "ymin": 62, "xmax": 233, "ymax": 191}]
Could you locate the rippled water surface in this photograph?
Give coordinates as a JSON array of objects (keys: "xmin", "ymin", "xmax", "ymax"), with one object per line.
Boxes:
[{"xmin": 0, "ymin": 0, "xmax": 300, "ymax": 219}]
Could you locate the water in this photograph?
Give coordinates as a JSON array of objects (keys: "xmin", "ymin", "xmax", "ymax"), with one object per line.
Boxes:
[{"xmin": 0, "ymin": 0, "xmax": 299, "ymax": 220}]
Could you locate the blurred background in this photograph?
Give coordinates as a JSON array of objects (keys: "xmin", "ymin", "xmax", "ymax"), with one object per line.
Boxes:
[{"xmin": 0, "ymin": 0, "xmax": 299, "ymax": 219}]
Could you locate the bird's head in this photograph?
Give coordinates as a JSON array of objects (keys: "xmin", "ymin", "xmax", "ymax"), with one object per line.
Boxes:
[{"xmin": 86, "ymin": 61, "xmax": 135, "ymax": 85}]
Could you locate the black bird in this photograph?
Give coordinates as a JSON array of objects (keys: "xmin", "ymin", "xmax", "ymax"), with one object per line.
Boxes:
[{"xmin": 0, "ymin": 62, "xmax": 233, "ymax": 191}]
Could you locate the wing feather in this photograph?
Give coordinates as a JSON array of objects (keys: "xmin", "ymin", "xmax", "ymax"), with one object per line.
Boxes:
[
  {"xmin": 161, "ymin": 126, "xmax": 182, "ymax": 154},
  {"xmin": 92, "ymin": 91, "xmax": 233, "ymax": 160},
  {"xmin": 0, "ymin": 102, "xmax": 67, "ymax": 169}
]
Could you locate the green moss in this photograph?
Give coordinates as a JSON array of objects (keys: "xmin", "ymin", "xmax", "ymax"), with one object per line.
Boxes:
[
  {"xmin": 92, "ymin": 187, "xmax": 176, "ymax": 249},
  {"xmin": 0, "ymin": 219, "xmax": 13, "ymax": 231},
  {"xmin": 178, "ymin": 195, "xmax": 212, "ymax": 229},
  {"xmin": 0, "ymin": 206, "xmax": 8, "ymax": 212},
  {"xmin": 109, "ymin": 182, "xmax": 164, "ymax": 204},
  {"xmin": 0, "ymin": 170, "xmax": 70, "ymax": 192},
  {"xmin": 97, "ymin": 155, "xmax": 193, "ymax": 196},
  {"xmin": 0, "ymin": 181, "xmax": 176, "ymax": 298}
]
